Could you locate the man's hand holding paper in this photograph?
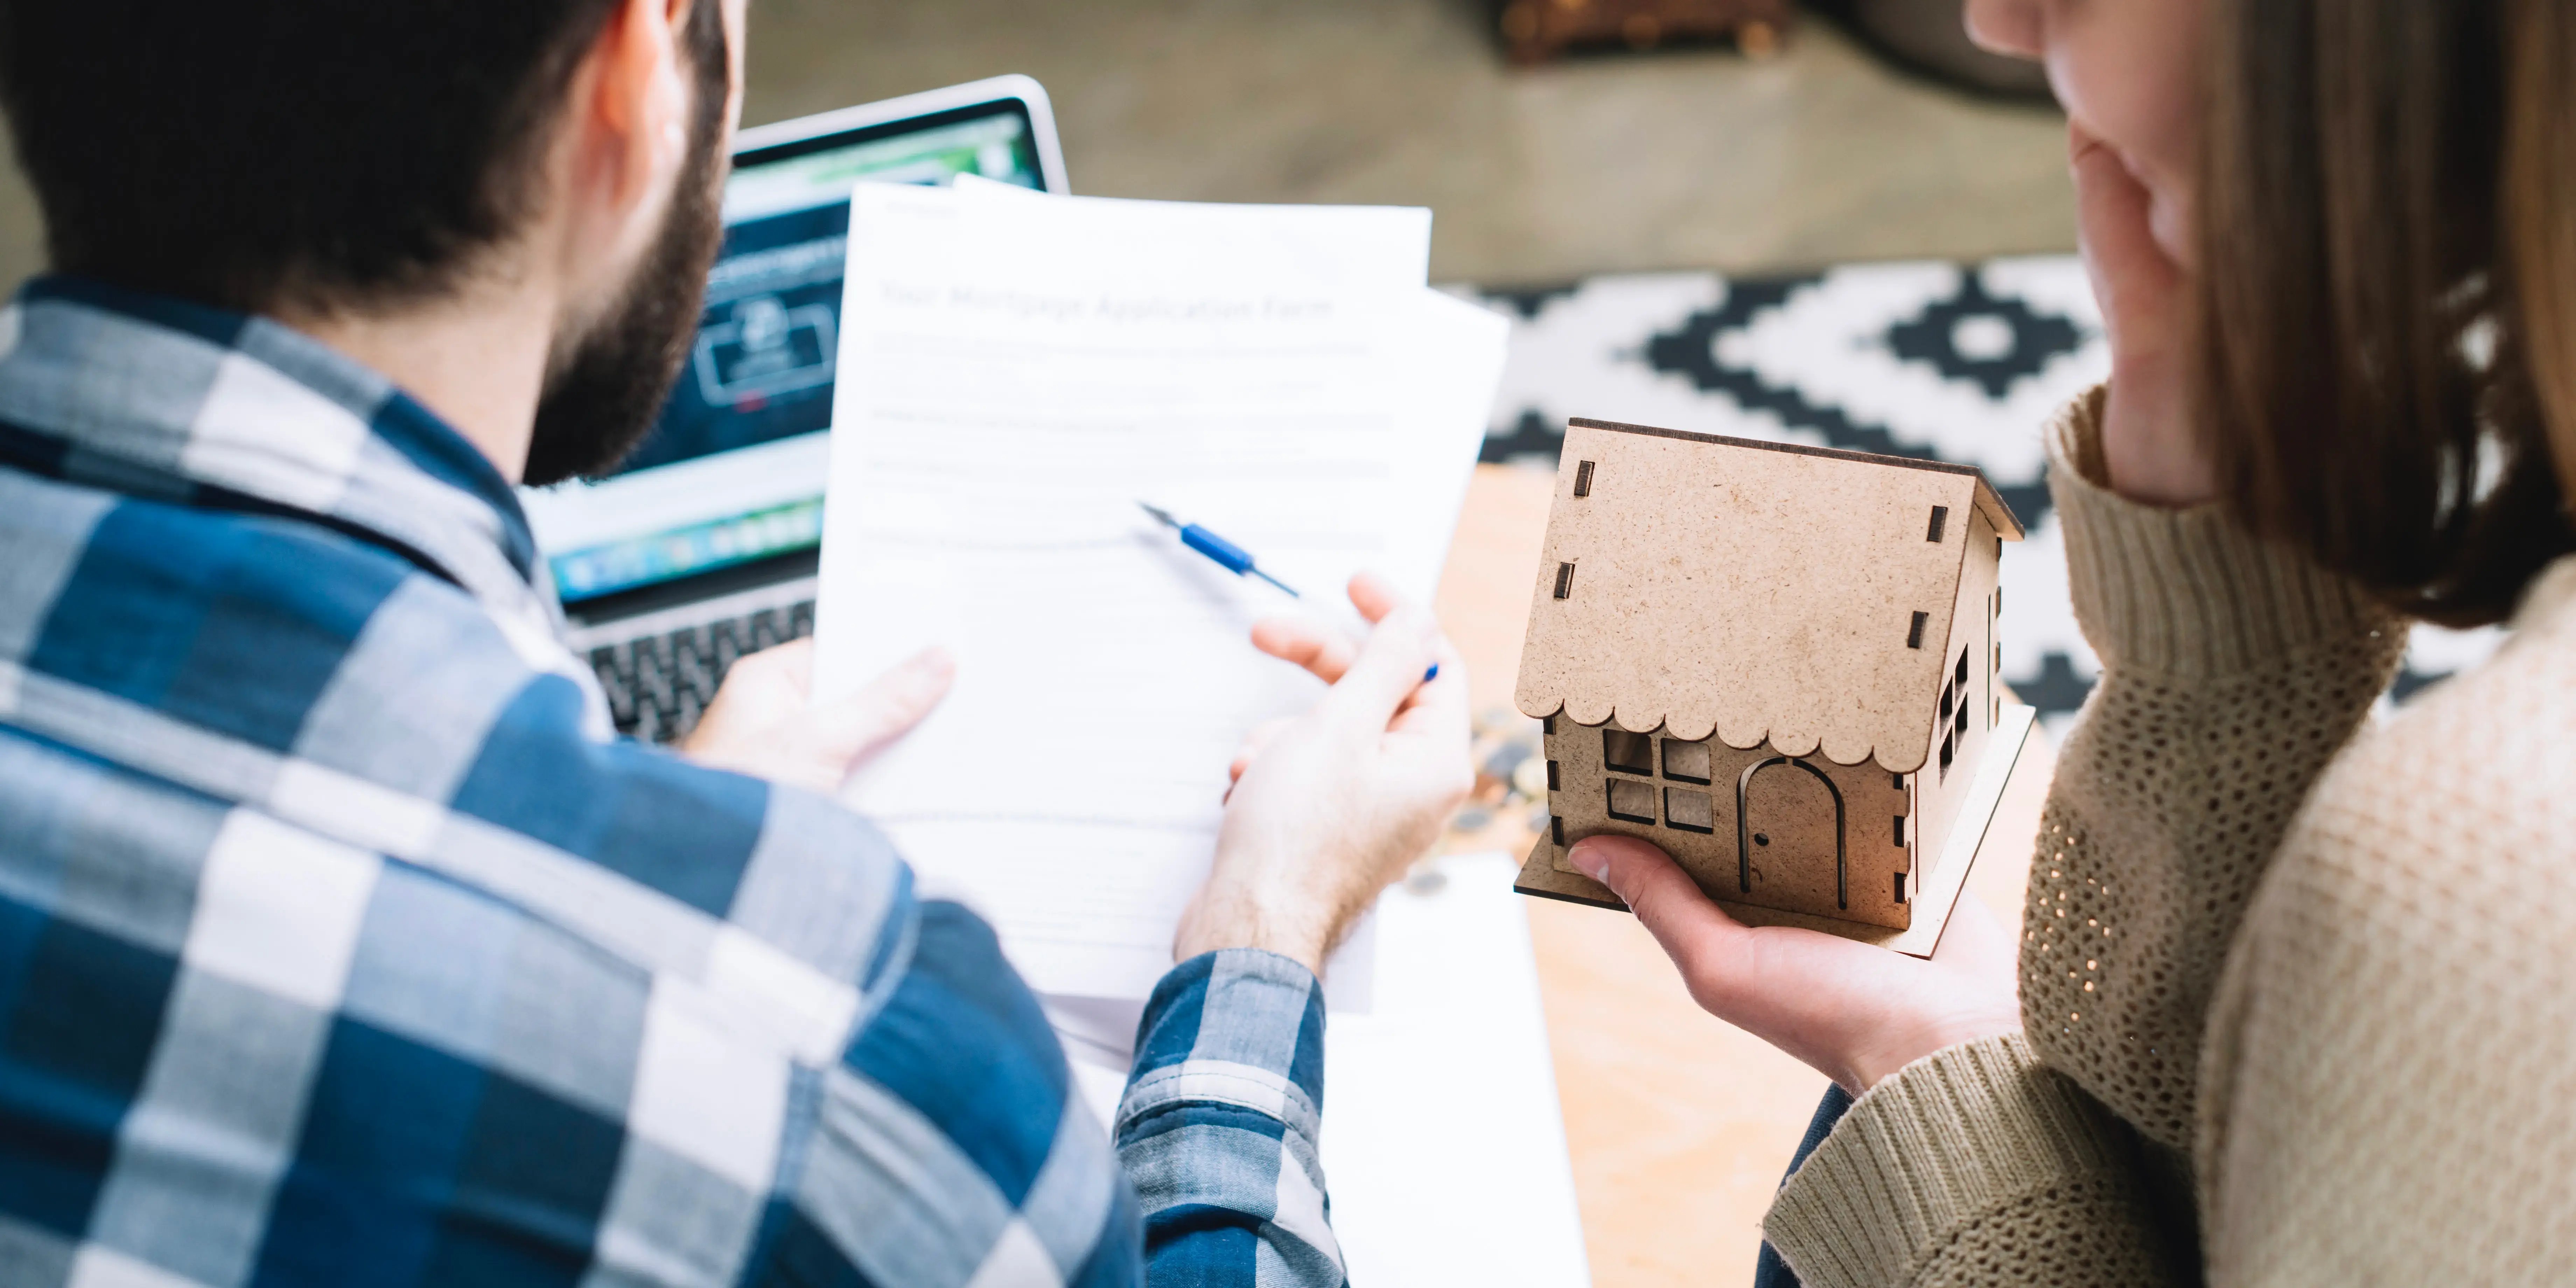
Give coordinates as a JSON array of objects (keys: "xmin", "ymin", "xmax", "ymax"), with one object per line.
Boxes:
[
  {"xmin": 678, "ymin": 638, "xmax": 956, "ymax": 793},
  {"xmin": 1182, "ymin": 573, "xmax": 1474, "ymax": 975}
]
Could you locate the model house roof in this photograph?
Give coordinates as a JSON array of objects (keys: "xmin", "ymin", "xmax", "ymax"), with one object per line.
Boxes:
[{"xmin": 1516, "ymin": 419, "xmax": 2023, "ymax": 774}]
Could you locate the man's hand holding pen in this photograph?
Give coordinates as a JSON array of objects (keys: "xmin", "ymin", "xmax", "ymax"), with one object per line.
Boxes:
[{"xmin": 1176, "ymin": 572, "xmax": 1472, "ymax": 976}]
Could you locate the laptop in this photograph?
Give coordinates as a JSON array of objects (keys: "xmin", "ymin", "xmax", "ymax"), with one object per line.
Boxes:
[{"xmin": 522, "ymin": 75, "xmax": 1071, "ymax": 742}]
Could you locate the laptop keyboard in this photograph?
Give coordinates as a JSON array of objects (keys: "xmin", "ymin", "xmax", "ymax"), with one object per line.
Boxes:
[{"xmin": 587, "ymin": 599, "xmax": 816, "ymax": 744}]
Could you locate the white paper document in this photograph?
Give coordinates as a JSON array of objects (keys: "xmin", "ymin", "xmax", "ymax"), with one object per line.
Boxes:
[
  {"xmin": 814, "ymin": 182, "xmax": 1508, "ymax": 1005},
  {"xmin": 1321, "ymin": 855, "xmax": 1591, "ymax": 1286}
]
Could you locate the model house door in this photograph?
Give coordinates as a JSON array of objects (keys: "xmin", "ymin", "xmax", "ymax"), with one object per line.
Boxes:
[{"xmin": 1736, "ymin": 758, "xmax": 1848, "ymax": 912}]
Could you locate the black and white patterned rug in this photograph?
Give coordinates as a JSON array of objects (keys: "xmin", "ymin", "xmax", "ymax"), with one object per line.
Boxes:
[{"xmin": 1455, "ymin": 257, "xmax": 2501, "ymax": 736}]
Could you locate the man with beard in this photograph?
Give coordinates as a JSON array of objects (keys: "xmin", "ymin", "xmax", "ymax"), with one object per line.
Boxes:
[{"xmin": 0, "ymin": 2, "xmax": 1470, "ymax": 1286}]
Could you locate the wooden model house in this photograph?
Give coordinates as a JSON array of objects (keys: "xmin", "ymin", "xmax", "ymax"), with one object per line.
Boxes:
[{"xmin": 1513, "ymin": 419, "xmax": 2036, "ymax": 955}]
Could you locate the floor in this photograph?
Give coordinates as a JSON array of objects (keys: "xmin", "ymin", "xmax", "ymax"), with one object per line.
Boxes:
[
  {"xmin": 0, "ymin": 1, "xmax": 2075, "ymax": 291},
  {"xmin": 744, "ymin": 0, "xmax": 2074, "ymax": 285}
]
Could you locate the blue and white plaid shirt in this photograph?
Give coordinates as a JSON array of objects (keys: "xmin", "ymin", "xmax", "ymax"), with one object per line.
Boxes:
[{"xmin": 0, "ymin": 278, "xmax": 1344, "ymax": 1288}]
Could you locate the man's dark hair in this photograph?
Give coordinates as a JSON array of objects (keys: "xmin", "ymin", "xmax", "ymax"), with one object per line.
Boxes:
[{"xmin": 0, "ymin": 0, "xmax": 702, "ymax": 314}]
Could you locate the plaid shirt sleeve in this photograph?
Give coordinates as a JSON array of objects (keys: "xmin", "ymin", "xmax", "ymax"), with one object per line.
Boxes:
[{"xmin": 1116, "ymin": 951, "xmax": 1346, "ymax": 1288}]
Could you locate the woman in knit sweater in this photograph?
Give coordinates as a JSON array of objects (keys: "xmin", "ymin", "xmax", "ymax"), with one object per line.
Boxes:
[{"xmin": 1566, "ymin": 0, "xmax": 2576, "ymax": 1281}]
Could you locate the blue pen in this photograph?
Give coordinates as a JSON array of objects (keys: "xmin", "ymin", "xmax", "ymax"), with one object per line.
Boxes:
[
  {"xmin": 1138, "ymin": 502, "xmax": 1301, "ymax": 598},
  {"xmin": 1137, "ymin": 502, "xmax": 1439, "ymax": 684}
]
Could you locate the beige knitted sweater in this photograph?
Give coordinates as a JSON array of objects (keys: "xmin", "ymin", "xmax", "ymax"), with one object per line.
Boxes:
[{"xmin": 1763, "ymin": 388, "xmax": 2576, "ymax": 1285}]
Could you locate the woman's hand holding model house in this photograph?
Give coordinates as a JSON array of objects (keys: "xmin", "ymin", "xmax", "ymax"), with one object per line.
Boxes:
[{"xmin": 1568, "ymin": 835, "xmax": 2024, "ymax": 1095}]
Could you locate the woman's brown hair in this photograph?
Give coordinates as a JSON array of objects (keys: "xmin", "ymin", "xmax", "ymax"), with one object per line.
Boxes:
[{"xmin": 2197, "ymin": 0, "xmax": 2576, "ymax": 628}]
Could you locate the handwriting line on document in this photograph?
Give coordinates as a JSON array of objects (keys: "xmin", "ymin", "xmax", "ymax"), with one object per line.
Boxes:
[
  {"xmin": 872, "ymin": 335, "xmax": 1377, "ymax": 361},
  {"xmin": 872, "ymin": 810, "xmax": 1232, "ymax": 831},
  {"xmin": 859, "ymin": 533, "xmax": 1384, "ymax": 554}
]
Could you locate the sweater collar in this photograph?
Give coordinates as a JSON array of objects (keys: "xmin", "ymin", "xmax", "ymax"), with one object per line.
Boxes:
[{"xmin": 2513, "ymin": 555, "xmax": 2576, "ymax": 637}]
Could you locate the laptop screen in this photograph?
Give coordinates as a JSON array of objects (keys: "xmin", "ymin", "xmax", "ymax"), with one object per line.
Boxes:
[{"xmin": 526, "ymin": 96, "xmax": 1051, "ymax": 606}]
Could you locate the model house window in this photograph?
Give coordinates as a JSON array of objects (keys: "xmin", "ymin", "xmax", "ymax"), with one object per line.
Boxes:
[
  {"xmin": 1606, "ymin": 777, "xmax": 1657, "ymax": 824},
  {"xmin": 1603, "ymin": 728, "xmax": 1652, "ymax": 776},
  {"xmin": 1661, "ymin": 737, "xmax": 1713, "ymax": 784},
  {"xmin": 1665, "ymin": 788, "xmax": 1715, "ymax": 834},
  {"xmin": 1953, "ymin": 648, "xmax": 1971, "ymax": 737}
]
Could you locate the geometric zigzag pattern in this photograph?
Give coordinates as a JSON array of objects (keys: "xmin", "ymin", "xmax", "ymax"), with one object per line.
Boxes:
[{"xmin": 1457, "ymin": 257, "xmax": 2500, "ymax": 735}]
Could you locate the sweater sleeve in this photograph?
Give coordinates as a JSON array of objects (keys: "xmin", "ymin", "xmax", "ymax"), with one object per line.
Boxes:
[
  {"xmin": 1765, "ymin": 1035, "xmax": 2187, "ymax": 1286},
  {"xmin": 1762, "ymin": 387, "xmax": 2406, "ymax": 1287},
  {"xmin": 2018, "ymin": 386, "xmax": 2403, "ymax": 1154}
]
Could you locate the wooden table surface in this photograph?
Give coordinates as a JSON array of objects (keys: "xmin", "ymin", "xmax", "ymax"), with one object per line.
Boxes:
[{"xmin": 1428, "ymin": 463, "xmax": 2057, "ymax": 1287}]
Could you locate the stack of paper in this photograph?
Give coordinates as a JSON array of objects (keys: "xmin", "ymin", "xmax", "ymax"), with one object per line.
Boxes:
[
  {"xmin": 813, "ymin": 178, "xmax": 1508, "ymax": 1032},
  {"xmin": 1320, "ymin": 854, "xmax": 1591, "ymax": 1286}
]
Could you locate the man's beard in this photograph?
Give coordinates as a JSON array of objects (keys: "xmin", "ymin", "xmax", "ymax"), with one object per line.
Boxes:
[{"xmin": 521, "ymin": 102, "xmax": 728, "ymax": 486}]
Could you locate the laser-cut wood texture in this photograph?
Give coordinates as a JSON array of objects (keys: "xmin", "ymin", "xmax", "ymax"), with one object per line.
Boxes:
[
  {"xmin": 1543, "ymin": 716, "xmax": 1913, "ymax": 929},
  {"xmin": 1519, "ymin": 708, "xmax": 2039, "ymax": 958},
  {"xmin": 1516, "ymin": 419, "xmax": 2021, "ymax": 774},
  {"xmin": 1513, "ymin": 417, "xmax": 2024, "ymax": 946}
]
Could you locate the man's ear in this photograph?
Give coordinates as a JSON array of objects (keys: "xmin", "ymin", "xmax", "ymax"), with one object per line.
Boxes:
[
  {"xmin": 716, "ymin": 0, "xmax": 749, "ymax": 141},
  {"xmin": 562, "ymin": 0, "xmax": 696, "ymax": 268}
]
